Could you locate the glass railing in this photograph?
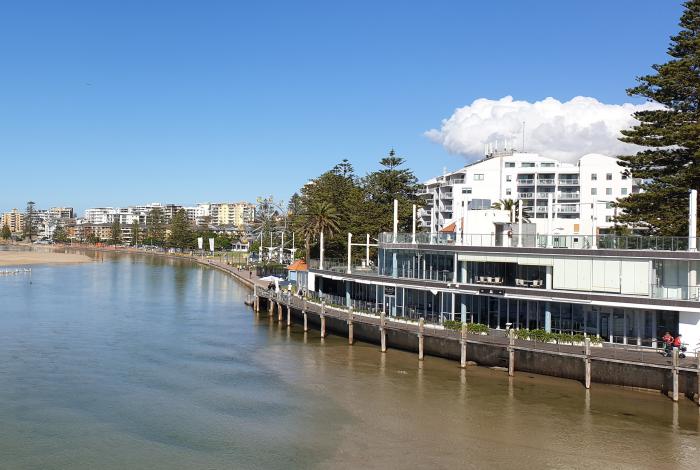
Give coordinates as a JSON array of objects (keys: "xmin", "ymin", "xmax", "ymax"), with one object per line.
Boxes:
[
  {"xmin": 379, "ymin": 232, "xmax": 700, "ymax": 252},
  {"xmin": 650, "ymin": 284, "xmax": 700, "ymax": 301}
]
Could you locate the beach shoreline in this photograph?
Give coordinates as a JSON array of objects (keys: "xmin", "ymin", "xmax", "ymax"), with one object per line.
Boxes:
[{"xmin": 0, "ymin": 248, "xmax": 91, "ymax": 266}]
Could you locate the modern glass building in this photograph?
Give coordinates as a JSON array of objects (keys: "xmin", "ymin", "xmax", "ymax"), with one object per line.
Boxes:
[{"xmin": 306, "ymin": 231, "xmax": 700, "ymax": 349}]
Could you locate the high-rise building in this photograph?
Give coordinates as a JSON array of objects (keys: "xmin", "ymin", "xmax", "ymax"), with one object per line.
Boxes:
[{"xmin": 1, "ymin": 209, "xmax": 24, "ymax": 234}]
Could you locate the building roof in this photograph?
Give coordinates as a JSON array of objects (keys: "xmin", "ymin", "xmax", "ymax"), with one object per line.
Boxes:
[{"xmin": 288, "ymin": 259, "xmax": 308, "ymax": 271}]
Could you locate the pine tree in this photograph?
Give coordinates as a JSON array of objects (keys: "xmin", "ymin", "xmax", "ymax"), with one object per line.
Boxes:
[
  {"xmin": 168, "ymin": 208, "xmax": 192, "ymax": 249},
  {"xmin": 616, "ymin": 0, "xmax": 700, "ymax": 235},
  {"xmin": 1, "ymin": 223, "xmax": 11, "ymax": 240},
  {"xmin": 130, "ymin": 220, "xmax": 140, "ymax": 246},
  {"xmin": 110, "ymin": 218, "xmax": 122, "ymax": 245},
  {"xmin": 23, "ymin": 201, "xmax": 36, "ymax": 241},
  {"xmin": 146, "ymin": 207, "xmax": 165, "ymax": 246}
]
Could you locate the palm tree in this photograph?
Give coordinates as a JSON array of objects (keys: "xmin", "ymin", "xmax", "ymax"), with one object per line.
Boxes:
[
  {"xmin": 491, "ymin": 198, "xmax": 531, "ymax": 223},
  {"xmin": 302, "ymin": 201, "xmax": 341, "ymax": 263}
]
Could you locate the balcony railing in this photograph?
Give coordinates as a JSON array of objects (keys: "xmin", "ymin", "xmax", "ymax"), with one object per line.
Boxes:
[
  {"xmin": 518, "ymin": 192, "xmax": 534, "ymax": 198},
  {"xmin": 441, "ymin": 192, "xmax": 453, "ymax": 199},
  {"xmin": 379, "ymin": 232, "xmax": 700, "ymax": 252},
  {"xmin": 651, "ymin": 284, "xmax": 700, "ymax": 301},
  {"xmin": 517, "ymin": 179, "xmax": 534, "ymax": 185},
  {"xmin": 558, "ymin": 179, "xmax": 580, "ymax": 185},
  {"xmin": 537, "ymin": 178, "xmax": 556, "ymax": 185},
  {"xmin": 558, "ymin": 192, "xmax": 580, "ymax": 200},
  {"xmin": 557, "ymin": 205, "xmax": 579, "ymax": 213},
  {"xmin": 536, "ymin": 192, "xmax": 554, "ymax": 199}
]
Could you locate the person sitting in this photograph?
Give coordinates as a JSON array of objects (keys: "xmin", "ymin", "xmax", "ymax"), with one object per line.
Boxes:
[
  {"xmin": 662, "ymin": 331, "xmax": 673, "ymax": 357},
  {"xmin": 673, "ymin": 334, "xmax": 687, "ymax": 358}
]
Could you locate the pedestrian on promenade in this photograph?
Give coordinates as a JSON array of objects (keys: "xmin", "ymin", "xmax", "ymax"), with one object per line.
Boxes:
[{"xmin": 662, "ymin": 331, "xmax": 673, "ymax": 357}]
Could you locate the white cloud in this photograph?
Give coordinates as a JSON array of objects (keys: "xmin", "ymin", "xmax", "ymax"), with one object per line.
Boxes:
[{"xmin": 425, "ymin": 96, "xmax": 662, "ymax": 162}]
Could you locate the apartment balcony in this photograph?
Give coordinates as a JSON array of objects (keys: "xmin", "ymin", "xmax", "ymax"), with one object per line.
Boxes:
[
  {"xmin": 537, "ymin": 178, "xmax": 556, "ymax": 185},
  {"xmin": 518, "ymin": 192, "xmax": 534, "ymax": 199},
  {"xmin": 557, "ymin": 205, "xmax": 580, "ymax": 213},
  {"xmin": 517, "ymin": 179, "xmax": 534, "ymax": 185},
  {"xmin": 449, "ymin": 178, "xmax": 465, "ymax": 185},
  {"xmin": 441, "ymin": 205, "xmax": 453, "ymax": 212},
  {"xmin": 536, "ymin": 192, "xmax": 554, "ymax": 199},
  {"xmin": 558, "ymin": 192, "xmax": 580, "ymax": 200},
  {"xmin": 440, "ymin": 192, "xmax": 453, "ymax": 199},
  {"xmin": 558, "ymin": 179, "xmax": 580, "ymax": 186}
]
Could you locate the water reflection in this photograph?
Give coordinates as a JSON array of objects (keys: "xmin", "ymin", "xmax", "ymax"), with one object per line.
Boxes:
[{"xmin": 0, "ymin": 251, "xmax": 697, "ymax": 469}]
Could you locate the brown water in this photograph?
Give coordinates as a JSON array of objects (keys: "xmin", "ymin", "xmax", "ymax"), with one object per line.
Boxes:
[{"xmin": 0, "ymin": 249, "xmax": 698, "ymax": 469}]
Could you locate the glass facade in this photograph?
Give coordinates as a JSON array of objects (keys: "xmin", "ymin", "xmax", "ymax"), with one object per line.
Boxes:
[{"xmin": 314, "ymin": 276, "xmax": 680, "ymax": 344}]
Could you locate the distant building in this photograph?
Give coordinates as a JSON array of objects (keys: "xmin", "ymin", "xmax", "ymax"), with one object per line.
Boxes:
[{"xmin": 1, "ymin": 209, "xmax": 24, "ymax": 234}]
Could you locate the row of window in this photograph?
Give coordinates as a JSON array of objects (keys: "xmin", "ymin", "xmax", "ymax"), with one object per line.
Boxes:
[
  {"xmin": 591, "ymin": 187, "xmax": 628, "ymax": 196},
  {"xmin": 471, "ymin": 173, "xmax": 628, "ymax": 183},
  {"xmin": 504, "ymin": 162, "xmax": 556, "ymax": 168}
]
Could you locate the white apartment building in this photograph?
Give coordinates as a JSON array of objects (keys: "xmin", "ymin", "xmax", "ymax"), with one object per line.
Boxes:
[{"xmin": 419, "ymin": 148, "xmax": 639, "ymax": 236}]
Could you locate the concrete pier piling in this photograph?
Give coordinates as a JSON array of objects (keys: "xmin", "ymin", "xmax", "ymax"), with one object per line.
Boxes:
[
  {"xmin": 303, "ymin": 311, "xmax": 308, "ymax": 332},
  {"xmin": 286, "ymin": 304, "xmax": 291, "ymax": 327},
  {"xmin": 508, "ymin": 329, "xmax": 515, "ymax": 377},
  {"xmin": 277, "ymin": 302, "xmax": 283, "ymax": 322},
  {"xmin": 347, "ymin": 309, "xmax": 354, "ymax": 345},
  {"xmin": 380, "ymin": 311, "xmax": 387, "ymax": 352},
  {"xmin": 584, "ymin": 337, "xmax": 591, "ymax": 389},
  {"xmin": 672, "ymin": 348, "xmax": 679, "ymax": 402},
  {"xmin": 320, "ymin": 315, "xmax": 326, "ymax": 338},
  {"xmin": 460, "ymin": 323, "xmax": 467, "ymax": 368},
  {"xmin": 418, "ymin": 318, "xmax": 424, "ymax": 361},
  {"xmin": 268, "ymin": 299, "xmax": 274, "ymax": 315}
]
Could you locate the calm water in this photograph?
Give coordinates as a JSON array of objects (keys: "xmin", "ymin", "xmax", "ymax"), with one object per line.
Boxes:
[{"xmin": 0, "ymin": 250, "xmax": 698, "ymax": 469}]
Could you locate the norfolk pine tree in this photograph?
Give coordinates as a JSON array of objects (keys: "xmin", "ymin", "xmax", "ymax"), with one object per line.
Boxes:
[{"xmin": 616, "ymin": 0, "xmax": 700, "ymax": 235}]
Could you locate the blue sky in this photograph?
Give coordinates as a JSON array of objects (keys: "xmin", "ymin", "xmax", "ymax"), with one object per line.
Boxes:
[{"xmin": 0, "ymin": 0, "xmax": 684, "ymax": 213}]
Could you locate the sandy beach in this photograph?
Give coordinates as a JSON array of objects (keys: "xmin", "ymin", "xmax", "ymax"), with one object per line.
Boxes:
[{"xmin": 0, "ymin": 250, "xmax": 91, "ymax": 266}]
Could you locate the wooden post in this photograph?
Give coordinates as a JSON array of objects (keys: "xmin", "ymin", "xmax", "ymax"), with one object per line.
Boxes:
[
  {"xmin": 268, "ymin": 299, "xmax": 274, "ymax": 314},
  {"xmin": 418, "ymin": 318, "xmax": 425, "ymax": 361},
  {"xmin": 277, "ymin": 302, "xmax": 283, "ymax": 322},
  {"xmin": 672, "ymin": 347, "xmax": 679, "ymax": 402},
  {"xmin": 320, "ymin": 315, "xmax": 326, "ymax": 338},
  {"xmin": 380, "ymin": 310, "xmax": 387, "ymax": 352},
  {"xmin": 460, "ymin": 323, "xmax": 467, "ymax": 368},
  {"xmin": 584, "ymin": 337, "xmax": 591, "ymax": 389},
  {"xmin": 508, "ymin": 328, "xmax": 515, "ymax": 377},
  {"xmin": 348, "ymin": 309, "xmax": 354, "ymax": 345},
  {"xmin": 286, "ymin": 304, "xmax": 291, "ymax": 327},
  {"xmin": 697, "ymin": 354, "xmax": 700, "ymax": 406}
]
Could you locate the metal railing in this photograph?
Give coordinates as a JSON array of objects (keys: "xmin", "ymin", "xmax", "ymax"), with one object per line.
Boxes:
[
  {"xmin": 517, "ymin": 179, "xmax": 534, "ymax": 185},
  {"xmin": 558, "ymin": 192, "xmax": 580, "ymax": 200},
  {"xmin": 558, "ymin": 179, "xmax": 580, "ymax": 185},
  {"xmin": 537, "ymin": 179, "xmax": 555, "ymax": 185}
]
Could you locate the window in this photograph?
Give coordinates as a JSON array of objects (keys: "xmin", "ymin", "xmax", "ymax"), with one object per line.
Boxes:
[
  {"xmin": 506, "ymin": 189, "xmax": 512, "ymax": 196},
  {"xmin": 541, "ymin": 162, "xmax": 555, "ymax": 167},
  {"xmin": 521, "ymin": 162, "xmax": 535, "ymax": 167},
  {"xmin": 591, "ymin": 173, "xmax": 597, "ymax": 181},
  {"xmin": 506, "ymin": 175, "xmax": 512, "ymax": 182},
  {"xmin": 505, "ymin": 162, "xmax": 515, "ymax": 168},
  {"xmin": 605, "ymin": 216, "xmax": 613, "ymax": 222},
  {"xmin": 621, "ymin": 188, "xmax": 628, "ymax": 195},
  {"xmin": 462, "ymin": 187, "xmax": 472, "ymax": 194},
  {"xmin": 606, "ymin": 202, "xmax": 615, "ymax": 209},
  {"xmin": 606, "ymin": 188, "xmax": 612, "ymax": 195},
  {"xmin": 474, "ymin": 174, "xmax": 484, "ymax": 181},
  {"xmin": 606, "ymin": 173, "xmax": 613, "ymax": 180},
  {"xmin": 591, "ymin": 188, "xmax": 597, "ymax": 195}
]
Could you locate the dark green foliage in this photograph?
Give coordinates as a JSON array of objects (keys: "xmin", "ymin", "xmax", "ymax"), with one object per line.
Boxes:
[
  {"xmin": 1, "ymin": 224, "xmax": 11, "ymax": 240},
  {"xmin": 52, "ymin": 226, "xmax": 68, "ymax": 243},
  {"xmin": 616, "ymin": 1, "xmax": 700, "ymax": 235},
  {"xmin": 287, "ymin": 151, "xmax": 423, "ymax": 261},
  {"xmin": 146, "ymin": 207, "xmax": 165, "ymax": 246},
  {"xmin": 110, "ymin": 218, "xmax": 122, "ymax": 245},
  {"xmin": 168, "ymin": 209, "xmax": 193, "ymax": 249}
]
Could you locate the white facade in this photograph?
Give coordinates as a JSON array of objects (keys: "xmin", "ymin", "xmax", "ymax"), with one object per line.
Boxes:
[{"xmin": 420, "ymin": 149, "xmax": 638, "ymax": 236}]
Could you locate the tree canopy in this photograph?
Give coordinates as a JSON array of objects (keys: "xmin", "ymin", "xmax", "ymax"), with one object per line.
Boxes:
[
  {"xmin": 616, "ymin": 0, "xmax": 700, "ymax": 235},
  {"xmin": 285, "ymin": 151, "xmax": 423, "ymax": 261}
]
